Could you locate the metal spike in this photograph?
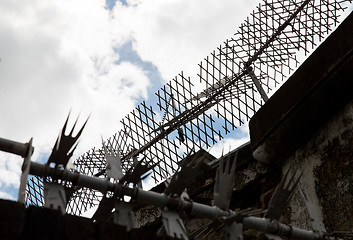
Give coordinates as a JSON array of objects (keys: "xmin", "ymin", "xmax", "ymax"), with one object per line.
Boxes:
[
  {"xmin": 69, "ymin": 115, "xmax": 79, "ymax": 136},
  {"xmin": 121, "ymin": 158, "xmax": 156, "ymax": 185},
  {"xmin": 265, "ymin": 168, "xmax": 303, "ymax": 220},
  {"xmin": 161, "ymin": 210, "xmax": 188, "ymax": 240},
  {"xmin": 164, "ymin": 151, "xmax": 205, "ymax": 196},
  {"xmin": 102, "ymin": 139, "xmax": 123, "ymax": 180},
  {"xmin": 47, "ymin": 113, "xmax": 89, "ymax": 167},
  {"xmin": 213, "ymin": 151, "xmax": 238, "ymax": 210}
]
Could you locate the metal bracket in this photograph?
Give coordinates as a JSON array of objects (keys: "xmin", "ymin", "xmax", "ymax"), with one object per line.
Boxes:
[
  {"xmin": 246, "ymin": 67, "xmax": 268, "ymax": 102},
  {"xmin": 43, "ymin": 181, "xmax": 67, "ymax": 214},
  {"xmin": 161, "ymin": 210, "xmax": 188, "ymax": 240},
  {"xmin": 18, "ymin": 138, "xmax": 34, "ymax": 203},
  {"xmin": 213, "ymin": 151, "xmax": 238, "ymax": 210},
  {"xmin": 113, "ymin": 200, "xmax": 135, "ymax": 231}
]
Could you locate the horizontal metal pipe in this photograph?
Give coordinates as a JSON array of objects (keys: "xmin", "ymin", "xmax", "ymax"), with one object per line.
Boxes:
[
  {"xmin": 290, "ymin": 226, "xmax": 321, "ymax": 240},
  {"xmin": 77, "ymin": 174, "xmax": 110, "ymax": 193},
  {"xmin": 191, "ymin": 202, "xmax": 228, "ymax": 219},
  {"xmin": 30, "ymin": 162, "xmax": 116, "ymax": 193},
  {"xmin": 0, "ymin": 137, "xmax": 31, "ymax": 157},
  {"xmin": 135, "ymin": 189, "xmax": 169, "ymax": 207},
  {"xmin": 27, "ymin": 162, "xmax": 338, "ymax": 240},
  {"xmin": 243, "ymin": 217, "xmax": 294, "ymax": 238},
  {"xmin": 243, "ymin": 217, "xmax": 330, "ymax": 240},
  {"xmin": 29, "ymin": 162, "xmax": 229, "ymax": 219}
]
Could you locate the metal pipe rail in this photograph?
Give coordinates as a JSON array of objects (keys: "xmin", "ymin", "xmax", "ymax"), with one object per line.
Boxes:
[
  {"xmin": 0, "ymin": 137, "xmax": 33, "ymax": 157},
  {"xmin": 0, "ymin": 137, "xmax": 34, "ymax": 203},
  {"xmin": 29, "ymin": 162, "xmax": 339, "ymax": 240}
]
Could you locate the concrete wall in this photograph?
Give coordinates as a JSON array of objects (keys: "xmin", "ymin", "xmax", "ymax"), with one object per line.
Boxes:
[{"xmin": 283, "ymin": 98, "xmax": 353, "ymax": 233}]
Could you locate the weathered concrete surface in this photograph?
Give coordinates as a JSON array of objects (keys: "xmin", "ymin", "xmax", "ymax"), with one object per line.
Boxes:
[
  {"xmin": 248, "ymin": 10, "xmax": 353, "ymax": 235},
  {"xmin": 249, "ymin": 11, "xmax": 353, "ymax": 165},
  {"xmin": 282, "ymin": 97, "xmax": 353, "ymax": 233}
]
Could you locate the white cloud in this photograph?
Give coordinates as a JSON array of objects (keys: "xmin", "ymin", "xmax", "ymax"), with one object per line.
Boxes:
[
  {"xmin": 0, "ymin": 0, "xmax": 259, "ymax": 201},
  {"xmin": 0, "ymin": 0, "xmax": 119, "ymax": 147},
  {"xmin": 208, "ymin": 123, "xmax": 250, "ymax": 158},
  {"xmin": 0, "ymin": 153, "xmax": 22, "ymax": 189},
  {"xmin": 0, "ymin": 1, "xmax": 154, "ymax": 149},
  {"xmin": 1, "ymin": 0, "xmax": 349, "ymax": 206},
  {"xmin": 81, "ymin": 204, "xmax": 99, "ymax": 219},
  {"xmin": 111, "ymin": 0, "xmax": 259, "ymax": 81},
  {"xmin": 0, "ymin": 190, "xmax": 16, "ymax": 201},
  {"xmin": 0, "ymin": 0, "xmax": 149, "ymax": 200}
]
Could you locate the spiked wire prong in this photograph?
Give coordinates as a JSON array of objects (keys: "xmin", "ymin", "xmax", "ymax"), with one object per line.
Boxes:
[
  {"xmin": 265, "ymin": 168, "xmax": 303, "ymax": 221},
  {"xmin": 121, "ymin": 156, "xmax": 157, "ymax": 185},
  {"xmin": 47, "ymin": 112, "xmax": 89, "ymax": 168},
  {"xmin": 213, "ymin": 150, "xmax": 238, "ymax": 210},
  {"xmin": 164, "ymin": 150, "xmax": 206, "ymax": 196},
  {"xmin": 102, "ymin": 137, "xmax": 124, "ymax": 181},
  {"xmin": 161, "ymin": 210, "xmax": 188, "ymax": 240}
]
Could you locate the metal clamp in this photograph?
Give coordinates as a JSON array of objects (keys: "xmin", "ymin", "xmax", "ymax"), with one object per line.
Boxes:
[{"xmin": 246, "ymin": 67, "xmax": 268, "ymax": 102}]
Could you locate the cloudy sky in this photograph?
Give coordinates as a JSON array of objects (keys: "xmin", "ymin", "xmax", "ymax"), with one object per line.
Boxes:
[
  {"xmin": 0, "ymin": 0, "xmax": 261, "ymax": 200},
  {"xmin": 2, "ymin": 0, "xmax": 352, "ymax": 202}
]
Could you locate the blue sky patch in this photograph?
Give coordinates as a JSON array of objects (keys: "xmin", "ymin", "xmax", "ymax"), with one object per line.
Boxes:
[
  {"xmin": 115, "ymin": 41, "xmax": 165, "ymax": 102},
  {"xmin": 106, "ymin": 0, "xmax": 128, "ymax": 10}
]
